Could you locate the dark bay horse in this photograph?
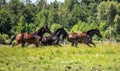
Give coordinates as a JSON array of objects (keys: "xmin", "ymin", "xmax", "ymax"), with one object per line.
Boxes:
[
  {"xmin": 68, "ymin": 28, "xmax": 102, "ymax": 47},
  {"xmin": 9, "ymin": 26, "xmax": 52, "ymax": 47},
  {"xmin": 41, "ymin": 28, "xmax": 68, "ymax": 46}
]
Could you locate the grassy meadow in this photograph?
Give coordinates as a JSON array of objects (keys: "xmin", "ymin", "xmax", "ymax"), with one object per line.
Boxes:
[{"xmin": 0, "ymin": 42, "xmax": 120, "ymax": 71}]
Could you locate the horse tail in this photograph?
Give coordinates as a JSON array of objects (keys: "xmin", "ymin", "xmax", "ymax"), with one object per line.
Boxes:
[{"xmin": 8, "ymin": 35, "xmax": 16, "ymax": 45}]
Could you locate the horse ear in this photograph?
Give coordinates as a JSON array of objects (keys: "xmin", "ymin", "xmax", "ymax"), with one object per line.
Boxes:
[
  {"xmin": 45, "ymin": 26, "xmax": 48, "ymax": 28},
  {"xmin": 44, "ymin": 26, "xmax": 47, "ymax": 29}
]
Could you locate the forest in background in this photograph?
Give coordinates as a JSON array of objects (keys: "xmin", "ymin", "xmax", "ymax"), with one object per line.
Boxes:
[{"xmin": 0, "ymin": 0, "xmax": 120, "ymax": 44}]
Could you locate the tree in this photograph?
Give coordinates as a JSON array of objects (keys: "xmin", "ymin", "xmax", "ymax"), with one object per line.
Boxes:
[
  {"xmin": 23, "ymin": 4, "xmax": 36, "ymax": 24},
  {"xmin": 15, "ymin": 16, "xmax": 27, "ymax": 34},
  {"xmin": 97, "ymin": 1, "xmax": 116, "ymax": 26},
  {"xmin": 71, "ymin": 3, "xmax": 88, "ymax": 22},
  {"xmin": 50, "ymin": 23, "xmax": 62, "ymax": 32},
  {"xmin": 97, "ymin": 1, "xmax": 118, "ymax": 40},
  {"xmin": 48, "ymin": 0, "xmax": 59, "ymax": 24},
  {"xmin": 24, "ymin": 0, "xmax": 32, "ymax": 4},
  {"xmin": 0, "ymin": 10, "xmax": 11, "ymax": 34},
  {"xmin": 36, "ymin": 0, "xmax": 47, "ymax": 11},
  {"xmin": 70, "ymin": 20, "xmax": 90, "ymax": 33},
  {"xmin": 64, "ymin": 0, "xmax": 79, "ymax": 11},
  {"xmin": 34, "ymin": 9, "xmax": 48, "ymax": 31},
  {"xmin": 6, "ymin": 0, "xmax": 25, "ymax": 27}
]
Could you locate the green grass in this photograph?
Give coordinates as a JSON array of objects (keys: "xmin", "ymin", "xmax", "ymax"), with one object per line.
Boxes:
[{"xmin": 0, "ymin": 42, "xmax": 120, "ymax": 71}]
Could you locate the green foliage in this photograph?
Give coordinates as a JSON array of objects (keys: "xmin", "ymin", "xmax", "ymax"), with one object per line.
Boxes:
[
  {"xmin": 97, "ymin": 1, "xmax": 117, "ymax": 25},
  {"xmin": 23, "ymin": 4, "xmax": 36, "ymax": 24},
  {"xmin": 70, "ymin": 20, "xmax": 92, "ymax": 33},
  {"xmin": 114, "ymin": 14, "xmax": 120, "ymax": 34},
  {"xmin": 6, "ymin": 0, "xmax": 25, "ymax": 25},
  {"xmin": 35, "ymin": 9, "xmax": 48, "ymax": 31},
  {"xmin": 50, "ymin": 23, "xmax": 62, "ymax": 32},
  {"xmin": 36, "ymin": 0, "xmax": 48, "ymax": 11},
  {"xmin": 26, "ymin": 23, "xmax": 36, "ymax": 33},
  {"xmin": 97, "ymin": 1, "xmax": 120, "ymax": 40},
  {"xmin": 0, "ymin": 34, "xmax": 9, "ymax": 44},
  {"xmin": 0, "ymin": 10, "xmax": 11, "ymax": 34},
  {"xmin": 99, "ymin": 21, "xmax": 107, "ymax": 39},
  {"xmin": 15, "ymin": 16, "xmax": 27, "ymax": 33}
]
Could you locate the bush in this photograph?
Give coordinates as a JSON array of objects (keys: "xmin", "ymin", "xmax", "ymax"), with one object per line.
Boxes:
[
  {"xmin": 0, "ymin": 34, "xmax": 9, "ymax": 44},
  {"xmin": 50, "ymin": 23, "xmax": 62, "ymax": 32}
]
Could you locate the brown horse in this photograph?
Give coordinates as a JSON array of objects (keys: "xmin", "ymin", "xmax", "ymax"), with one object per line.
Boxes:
[
  {"xmin": 68, "ymin": 28, "xmax": 102, "ymax": 47},
  {"xmin": 9, "ymin": 26, "xmax": 52, "ymax": 47},
  {"xmin": 78, "ymin": 28, "xmax": 102, "ymax": 47}
]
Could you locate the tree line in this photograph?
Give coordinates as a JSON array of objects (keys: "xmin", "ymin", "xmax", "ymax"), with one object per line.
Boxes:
[{"xmin": 0, "ymin": 0, "xmax": 120, "ymax": 43}]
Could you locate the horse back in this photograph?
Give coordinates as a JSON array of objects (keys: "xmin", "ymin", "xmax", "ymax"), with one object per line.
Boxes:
[
  {"xmin": 77, "ymin": 33, "xmax": 92, "ymax": 43},
  {"xmin": 16, "ymin": 33, "xmax": 38, "ymax": 43},
  {"xmin": 23, "ymin": 33, "xmax": 35, "ymax": 39},
  {"xmin": 68, "ymin": 32, "xmax": 78, "ymax": 39}
]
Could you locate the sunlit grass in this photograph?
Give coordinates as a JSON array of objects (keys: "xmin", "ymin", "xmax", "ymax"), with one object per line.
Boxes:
[{"xmin": 0, "ymin": 42, "xmax": 120, "ymax": 71}]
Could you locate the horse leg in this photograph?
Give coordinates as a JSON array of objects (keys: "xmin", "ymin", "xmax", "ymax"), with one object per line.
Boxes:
[
  {"xmin": 25, "ymin": 43, "xmax": 30, "ymax": 47},
  {"xmin": 71, "ymin": 43, "xmax": 74, "ymax": 46},
  {"xmin": 74, "ymin": 39, "xmax": 78, "ymax": 47},
  {"xmin": 74, "ymin": 42, "xmax": 78, "ymax": 47},
  {"xmin": 75, "ymin": 43, "xmax": 78, "ymax": 47},
  {"xmin": 35, "ymin": 43, "xmax": 39, "ymax": 47},
  {"xmin": 86, "ymin": 43, "xmax": 91, "ymax": 47},
  {"xmin": 35, "ymin": 40, "xmax": 40, "ymax": 47},
  {"xmin": 91, "ymin": 42, "xmax": 96, "ymax": 47},
  {"xmin": 21, "ymin": 41, "xmax": 25, "ymax": 47},
  {"xmin": 57, "ymin": 43, "xmax": 62, "ymax": 47}
]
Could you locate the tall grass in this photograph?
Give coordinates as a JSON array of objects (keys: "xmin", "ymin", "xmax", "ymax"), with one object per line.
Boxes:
[{"xmin": 0, "ymin": 42, "xmax": 120, "ymax": 71}]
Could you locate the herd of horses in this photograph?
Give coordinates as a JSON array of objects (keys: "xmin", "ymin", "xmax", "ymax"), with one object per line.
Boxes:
[{"xmin": 8, "ymin": 26, "xmax": 102, "ymax": 47}]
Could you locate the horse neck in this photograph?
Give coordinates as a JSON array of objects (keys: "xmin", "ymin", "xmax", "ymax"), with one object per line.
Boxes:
[
  {"xmin": 87, "ymin": 31, "xmax": 95, "ymax": 37},
  {"xmin": 53, "ymin": 29, "xmax": 68, "ymax": 38},
  {"xmin": 37, "ymin": 30, "xmax": 45, "ymax": 37},
  {"xmin": 55, "ymin": 31, "xmax": 62, "ymax": 38}
]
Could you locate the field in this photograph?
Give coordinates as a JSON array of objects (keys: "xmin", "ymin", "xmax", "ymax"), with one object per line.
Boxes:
[{"xmin": 0, "ymin": 42, "xmax": 120, "ymax": 71}]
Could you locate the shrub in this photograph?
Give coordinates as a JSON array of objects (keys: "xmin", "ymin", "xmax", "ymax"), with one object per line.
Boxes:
[{"xmin": 0, "ymin": 34, "xmax": 9, "ymax": 44}]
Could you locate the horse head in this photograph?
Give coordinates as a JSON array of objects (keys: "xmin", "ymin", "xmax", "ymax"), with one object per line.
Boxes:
[
  {"xmin": 86, "ymin": 28, "xmax": 102, "ymax": 38},
  {"xmin": 37, "ymin": 26, "xmax": 52, "ymax": 36},
  {"xmin": 53, "ymin": 28, "xmax": 68, "ymax": 39},
  {"xmin": 94, "ymin": 28, "xmax": 102, "ymax": 38}
]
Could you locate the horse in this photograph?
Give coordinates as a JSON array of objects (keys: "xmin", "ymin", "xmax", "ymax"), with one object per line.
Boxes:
[
  {"xmin": 41, "ymin": 28, "xmax": 68, "ymax": 46},
  {"xmin": 68, "ymin": 28, "xmax": 102, "ymax": 47},
  {"xmin": 9, "ymin": 26, "xmax": 52, "ymax": 47},
  {"xmin": 77, "ymin": 28, "xmax": 102, "ymax": 47}
]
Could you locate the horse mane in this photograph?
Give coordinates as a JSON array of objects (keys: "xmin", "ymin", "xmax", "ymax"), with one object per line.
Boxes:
[
  {"xmin": 52, "ymin": 28, "xmax": 63, "ymax": 36},
  {"xmin": 86, "ymin": 28, "xmax": 100, "ymax": 37},
  {"xmin": 52, "ymin": 27, "xmax": 68, "ymax": 37},
  {"xmin": 36, "ymin": 26, "xmax": 46, "ymax": 35},
  {"xmin": 86, "ymin": 29, "xmax": 97, "ymax": 34}
]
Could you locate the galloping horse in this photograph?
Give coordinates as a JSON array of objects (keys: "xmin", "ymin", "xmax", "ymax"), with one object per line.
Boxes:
[
  {"xmin": 9, "ymin": 26, "xmax": 52, "ymax": 47},
  {"xmin": 77, "ymin": 28, "xmax": 102, "ymax": 47},
  {"xmin": 68, "ymin": 28, "xmax": 102, "ymax": 47},
  {"xmin": 41, "ymin": 28, "xmax": 68, "ymax": 46}
]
